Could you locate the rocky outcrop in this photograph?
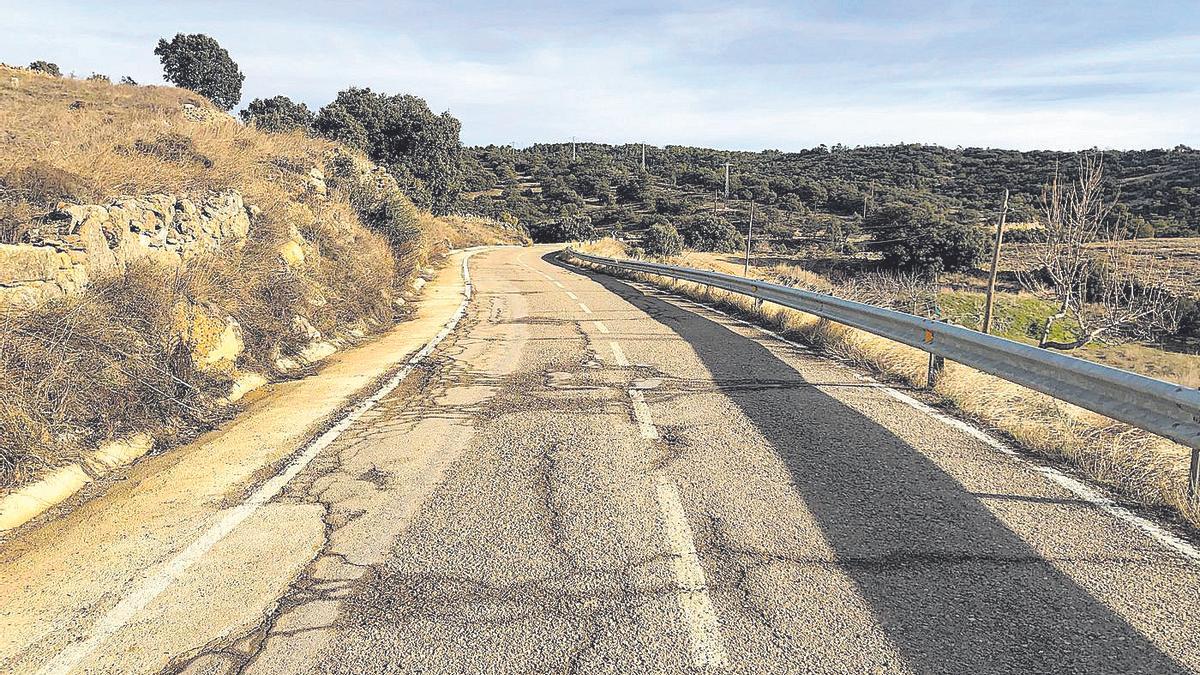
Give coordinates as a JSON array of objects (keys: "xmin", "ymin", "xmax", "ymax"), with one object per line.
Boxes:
[
  {"xmin": 171, "ymin": 301, "xmax": 246, "ymax": 376},
  {"xmin": 0, "ymin": 192, "xmax": 254, "ymax": 309},
  {"xmin": 0, "ymin": 244, "xmax": 88, "ymax": 308}
]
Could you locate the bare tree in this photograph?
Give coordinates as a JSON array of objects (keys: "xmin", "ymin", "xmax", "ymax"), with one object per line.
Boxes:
[
  {"xmin": 839, "ymin": 270, "xmax": 940, "ymax": 318},
  {"xmin": 1021, "ymin": 153, "xmax": 1178, "ymax": 350}
]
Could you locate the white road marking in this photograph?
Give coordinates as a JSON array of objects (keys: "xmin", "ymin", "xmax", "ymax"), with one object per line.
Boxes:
[
  {"xmin": 566, "ymin": 291, "xmax": 579, "ymax": 300},
  {"xmin": 655, "ymin": 477, "xmax": 729, "ymax": 669},
  {"xmin": 36, "ymin": 251, "xmax": 486, "ymax": 675},
  {"xmin": 578, "ymin": 302, "xmax": 593, "ymax": 314},
  {"xmin": 593, "ymin": 321, "xmax": 610, "ymax": 334},
  {"xmin": 553, "ymin": 281, "xmax": 566, "ymax": 289},
  {"xmin": 628, "ymin": 389, "xmax": 659, "ymax": 440},
  {"xmin": 610, "ymin": 342, "xmax": 630, "ymax": 366},
  {"xmin": 658, "ymin": 285, "xmax": 1200, "ymax": 566},
  {"xmin": 875, "ymin": 384, "xmax": 1200, "ymax": 564}
]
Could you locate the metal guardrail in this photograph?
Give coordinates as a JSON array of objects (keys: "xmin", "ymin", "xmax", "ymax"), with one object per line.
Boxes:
[{"xmin": 567, "ymin": 249, "xmax": 1200, "ymax": 494}]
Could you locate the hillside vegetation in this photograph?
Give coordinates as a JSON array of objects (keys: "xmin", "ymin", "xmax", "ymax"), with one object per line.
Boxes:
[
  {"xmin": 463, "ymin": 142, "xmax": 1200, "ymax": 241},
  {"xmin": 0, "ymin": 66, "xmax": 523, "ymax": 486}
]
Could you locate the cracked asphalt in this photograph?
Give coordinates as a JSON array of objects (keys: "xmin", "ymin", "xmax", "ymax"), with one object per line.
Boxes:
[{"xmin": 5, "ymin": 246, "xmax": 1200, "ymax": 674}]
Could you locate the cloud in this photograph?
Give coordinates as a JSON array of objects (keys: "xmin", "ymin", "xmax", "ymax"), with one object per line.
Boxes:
[{"xmin": 2, "ymin": 0, "xmax": 1198, "ymax": 150}]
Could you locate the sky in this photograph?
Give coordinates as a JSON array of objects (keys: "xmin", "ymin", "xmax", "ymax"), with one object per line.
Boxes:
[{"xmin": 3, "ymin": 0, "xmax": 1199, "ymax": 151}]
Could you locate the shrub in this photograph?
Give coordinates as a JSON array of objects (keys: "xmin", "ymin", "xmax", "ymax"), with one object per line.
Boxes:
[
  {"xmin": 0, "ymin": 161, "xmax": 94, "ymax": 206},
  {"xmin": 867, "ymin": 202, "xmax": 986, "ymax": 274},
  {"xmin": 240, "ymin": 96, "xmax": 314, "ymax": 134},
  {"xmin": 530, "ymin": 214, "xmax": 595, "ymax": 243},
  {"xmin": 87, "ymin": 73, "xmax": 110, "ymax": 83},
  {"xmin": 678, "ymin": 213, "xmax": 744, "ymax": 252},
  {"xmin": 642, "ymin": 222, "xmax": 684, "ymax": 257},
  {"xmin": 119, "ymin": 76, "xmax": 138, "ymax": 85},
  {"xmin": 131, "ymin": 133, "xmax": 213, "ymax": 168},
  {"xmin": 28, "ymin": 61, "xmax": 60, "ymax": 76},
  {"xmin": 314, "ymin": 88, "xmax": 464, "ymax": 214},
  {"xmin": 154, "ymin": 33, "xmax": 245, "ymax": 110}
]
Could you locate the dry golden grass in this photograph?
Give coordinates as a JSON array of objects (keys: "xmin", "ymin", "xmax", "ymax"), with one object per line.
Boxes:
[
  {"xmin": 571, "ymin": 238, "xmax": 1200, "ymax": 530},
  {"xmin": 0, "ymin": 67, "xmax": 517, "ymax": 487}
]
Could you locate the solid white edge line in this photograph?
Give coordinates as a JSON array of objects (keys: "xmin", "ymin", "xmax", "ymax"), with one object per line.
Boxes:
[
  {"xmin": 37, "ymin": 250, "xmax": 486, "ymax": 675},
  {"xmin": 654, "ymin": 476, "xmax": 729, "ymax": 668},
  {"xmin": 875, "ymin": 384, "xmax": 1200, "ymax": 563},
  {"xmin": 652, "ymin": 284, "xmax": 1200, "ymax": 565}
]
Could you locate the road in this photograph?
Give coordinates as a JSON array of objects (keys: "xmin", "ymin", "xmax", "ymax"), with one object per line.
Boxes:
[{"xmin": 3, "ymin": 245, "xmax": 1200, "ymax": 674}]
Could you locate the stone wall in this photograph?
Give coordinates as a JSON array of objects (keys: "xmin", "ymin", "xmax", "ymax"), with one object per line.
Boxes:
[{"xmin": 0, "ymin": 192, "xmax": 254, "ymax": 309}]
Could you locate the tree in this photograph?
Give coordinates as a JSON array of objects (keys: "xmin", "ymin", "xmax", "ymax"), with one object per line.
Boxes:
[
  {"xmin": 28, "ymin": 61, "xmax": 61, "ymax": 76},
  {"xmin": 867, "ymin": 202, "xmax": 985, "ymax": 274},
  {"xmin": 119, "ymin": 76, "xmax": 138, "ymax": 85},
  {"xmin": 315, "ymin": 88, "xmax": 463, "ymax": 214},
  {"xmin": 642, "ymin": 222, "xmax": 684, "ymax": 257},
  {"xmin": 240, "ymin": 96, "xmax": 314, "ymax": 133},
  {"xmin": 616, "ymin": 173, "xmax": 651, "ymax": 203},
  {"xmin": 530, "ymin": 214, "xmax": 595, "ymax": 243},
  {"xmin": 1021, "ymin": 155, "xmax": 1178, "ymax": 350},
  {"xmin": 678, "ymin": 213, "xmax": 744, "ymax": 252},
  {"xmin": 154, "ymin": 33, "xmax": 245, "ymax": 110}
]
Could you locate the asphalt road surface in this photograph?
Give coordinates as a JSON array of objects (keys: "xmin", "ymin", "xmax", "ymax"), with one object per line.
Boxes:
[{"xmin": 3, "ymin": 246, "xmax": 1200, "ymax": 674}]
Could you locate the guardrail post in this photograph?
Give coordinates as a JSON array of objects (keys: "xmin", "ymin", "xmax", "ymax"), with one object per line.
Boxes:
[
  {"xmin": 1191, "ymin": 449, "xmax": 1200, "ymax": 500},
  {"xmin": 927, "ymin": 352, "xmax": 945, "ymax": 388}
]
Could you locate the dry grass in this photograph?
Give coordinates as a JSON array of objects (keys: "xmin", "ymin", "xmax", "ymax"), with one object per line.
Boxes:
[
  {"xmin": 571, "ymin": 238, "xmax": 1200, "ymax": 530},
  {"xmin": 0, "ymin": 67, "xmax": 516, "ymax": 488}
]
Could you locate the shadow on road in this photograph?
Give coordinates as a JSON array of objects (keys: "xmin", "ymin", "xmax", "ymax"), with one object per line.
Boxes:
[{"xmin": 550, "ymin": 253, "xmax": 1186, "ymax": 674}]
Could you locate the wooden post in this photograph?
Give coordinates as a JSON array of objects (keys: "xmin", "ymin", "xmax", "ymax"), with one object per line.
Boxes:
[
  {"xmin": 744, "ymin": 202, "xmax": 755, "ymax": 277},
  {"xmin": 981, "ymin": 189, "xmax": 1010, "ymax": 334},
  {"xmin": 927, "ymin": 352, "xmax": 945, "ymax": 388},
  {"xmin": 1191, "ymin": 448, "xmax": 1200, "ymax": 501}
]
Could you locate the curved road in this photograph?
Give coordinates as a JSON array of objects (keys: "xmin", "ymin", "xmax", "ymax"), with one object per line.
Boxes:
[{"xmin": 3, "ymin": 245, "xmax": 1200, "ymax": 674}]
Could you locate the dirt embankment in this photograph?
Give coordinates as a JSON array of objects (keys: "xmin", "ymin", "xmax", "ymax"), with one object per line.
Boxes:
[{"xmin": 0, "ymin": 66, "xmax": 526, "ymax": 496}]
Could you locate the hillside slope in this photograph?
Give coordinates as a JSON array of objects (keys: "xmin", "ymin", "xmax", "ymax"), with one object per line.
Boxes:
[{"xmin": 0, "ymin": 66, "xmax": 525, "ymax": 488}]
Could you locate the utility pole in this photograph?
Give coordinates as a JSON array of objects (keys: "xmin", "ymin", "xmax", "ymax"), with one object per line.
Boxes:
[
  {"xmin": 744, "ymin": 202, "xmax": 755, "ymax": 276},
  {"xmin": 571, "ymin": 137, "xmax": 576, "ymax": 161},
  {"xmin": 722, "ymin": 161, "xmax": 732, "ymax": 199},
  {"xmin": 641, "ymin": 144, "xmax": 646, "ymax": 170},
  {"xmin": 981, "ymin": 189, "xmax": 1010, "ymax": 334}
]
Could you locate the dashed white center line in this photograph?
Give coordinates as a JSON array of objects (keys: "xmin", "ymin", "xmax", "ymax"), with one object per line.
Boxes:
[
  {"xmin": 609, "ymin": 341, "xmax": 629, "ymax": 366},
  {"xmin": 552, "ymin": 281, "xmax": 566, "ymax": 289},
  {"xmin": 628, "ymin": 389, "xmax": 659, "ymax": 439},
  {"xmin": 654, "ymin": 476, "xmax": 729, "ymax": 669},
  {"xmin": 566, "ymin": 292, "xmax": 579, "ymax": 300},
  {"xmin": 593, "ymin": 321, "xmax": 610, "ymax": 334},
  {"xmin": 578, "ymin": 302, "xmax": 593, "ymax": 314}
]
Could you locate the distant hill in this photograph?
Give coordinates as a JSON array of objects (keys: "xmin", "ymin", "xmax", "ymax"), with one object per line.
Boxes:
[{"xmin": 461, "ymin": 142, "xmax": 1200, "ymax": 241}]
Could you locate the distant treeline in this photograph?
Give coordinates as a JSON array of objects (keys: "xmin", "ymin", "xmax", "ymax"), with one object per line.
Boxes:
[{"xmin": 461, "ymin": 142, "xmax": 1200, "ymax": 240}]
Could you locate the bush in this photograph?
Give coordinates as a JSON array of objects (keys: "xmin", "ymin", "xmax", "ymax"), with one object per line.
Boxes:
[
  {"xmin": 154, "ymin": 33, "xmax": 245, "ymax": 110},
  {"xmin": 131, "ymin": 133, "xmax": 213, "ymax": 168},
  {"xmin": 0, "ymin": 161, "xmax": 94, "ymax": 207},
  {"xmin": 867, "ymin": 202, "xmax": 986, "ymax": 274},
  {"xmin": 28, "ymin": 61, "xmax": 60, "ymax": 76},
  {"xmin": 240, "ymin": 96, "xmax": 314, "ymax": 134},
  {"xmin": 678, "ymin": 213, "xmax": 744, "ymax": 252},
  {"xmin": 87, "ymin": 73, "xmax": 110, "ymax": 83},
  {"xmin": 530, "ymin": 214, "xmax": 595, "ymax": 243},
  {"xmin": 642, "ymin": 222, "xmax": 684, "ymax": 257},
  {"xmin": 314, "ymin": 88, "xmax": 464, "ymax": 214},
  {"xmin": 119, "ymin": 76, "xmax": 138, "ymax": 85}
]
